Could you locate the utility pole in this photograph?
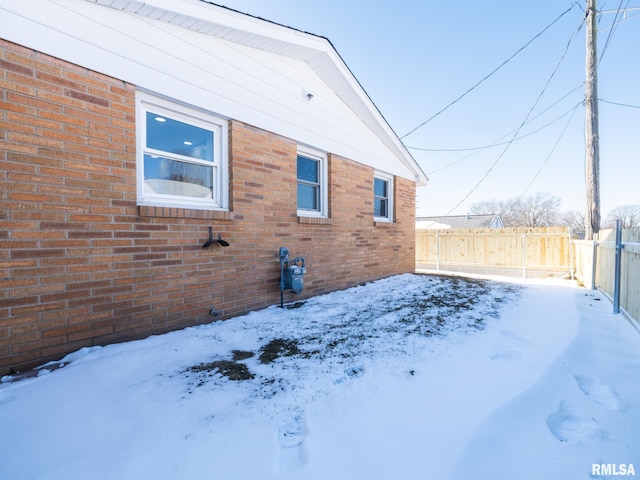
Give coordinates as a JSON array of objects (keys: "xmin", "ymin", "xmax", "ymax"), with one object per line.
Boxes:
[{"xmin": 585, "ymin": 0, "xmax": 600, "ymax": 240}]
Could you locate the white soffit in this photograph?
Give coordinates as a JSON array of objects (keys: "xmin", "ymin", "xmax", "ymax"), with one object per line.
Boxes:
[{"xmin": 85, "ymin": 0, "xmax": 427, "ymax": 184}]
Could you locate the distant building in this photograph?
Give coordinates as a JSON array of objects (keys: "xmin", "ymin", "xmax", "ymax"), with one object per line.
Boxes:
[{"xmin": 417, "ymin": 214, "xmax": 504, "ymax": 230}]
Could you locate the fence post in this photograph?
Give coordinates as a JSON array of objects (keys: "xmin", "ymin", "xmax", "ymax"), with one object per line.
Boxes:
[
  {"xmin": 522, "ymin": 233, "xmax": 527, "ymax": 279},
  {"xmin": 569, "ymin": 227, "xmax": 574, "ymax": 281},
  {"xmin": 590, "ymin": 234, "xmax": 598, "ymax": 290},
  {"xmin": 436, "ymin": 231, "xmax": 440, "ymax": 271},
  {"xmin": 613, "ymin": 219, "xmax": 622, "ymax": 314}
]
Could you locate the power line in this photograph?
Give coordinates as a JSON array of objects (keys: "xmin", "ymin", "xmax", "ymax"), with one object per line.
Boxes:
[
  {"xmin": 599, "ymin": 9, "xmax": 640, "ymax": 27},
  {"xmin": 521, "ymin": 102, "xmax": 581, "ymax": 195},
  {"xmin": 407, "ymin": 84, "xmax": 584, "ymax": 153},
  {"xmin": 597, "ymin": 4, "xmax": 640, "ymax": 30},
  {"xmin": 443, "ymin": 15, "xmax": 586, "ymax": 216},
  {"xmin": 423, "ymin": 102, "xmax": 582, "ymax": 175},
  {"xmin": 600, "ymin": 98, "xmax": 640, "ymax": 108},
  {"xmin": 400, "ymin": 3, "xmax": 579, "ymax": 140},
  {"xmin": 599, "ymin": 0, "xmax": 629, "ymax": 63},
  {"xmin": 411, "ymin": 106, "xmax": 578, "ymax": 153}
]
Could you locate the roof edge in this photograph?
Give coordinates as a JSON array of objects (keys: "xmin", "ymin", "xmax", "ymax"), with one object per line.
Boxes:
[{"xmin": 87, "ymin": 0, "xmax": 428, "ymax": 184}]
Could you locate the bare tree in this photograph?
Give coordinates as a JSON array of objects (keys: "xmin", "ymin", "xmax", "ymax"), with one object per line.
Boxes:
[
  {"xmin": 470, "ymin": 192, "xmax": 561, "ymax": 228},
  {"xmin": 559, "ymin": 210, "xmax": 586, "ymax": 237},
  {"xmin": 469, "ymin": 198, "xmax": 517, "ymax": 226},
  {"xmin": 519, "ymin": 192, "xmax": 561, "ymax": 227},
  {"xmin": 604, "ymin": 205, "xmax": 640, "ymax": 229}
]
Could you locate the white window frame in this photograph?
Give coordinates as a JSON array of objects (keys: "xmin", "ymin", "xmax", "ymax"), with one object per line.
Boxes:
[
  {"xmin": 136, "ymin": 92, "xmax": 229, "ymax": 211},
  {"xmin": 373, "ymin": 171, "xmax": 394, "ymax": 222},
  {"xmin": 296, "ymin": 146, "xmax": 328, "ymax": 218}
]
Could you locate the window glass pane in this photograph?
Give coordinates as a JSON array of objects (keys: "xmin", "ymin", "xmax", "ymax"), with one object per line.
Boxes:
[
  {"xmin": 144, "ymin": 154, "xmax": 213, "ymax": 198},
  {"xmin": 374, "ymin": 178, "xmax": 388, "ymax": 197},
  {"xmin": 374, "ymin": 198, "xmax": 388, "ymax": 217},
  {"xmin": 297, "ymin": 155, "xmax": 319, "ymax": 183},
  {"xmin": 147, "ymin": 112, "xmax": 214, "ymax": 162},
  {"xmin": 297, "ymin": 183, "xmax": 318, "ymax": 210}
]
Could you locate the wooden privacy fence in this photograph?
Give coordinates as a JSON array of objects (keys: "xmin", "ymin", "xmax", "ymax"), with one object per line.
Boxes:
[
  {"xmin": 415, "ymin": 227, "xmax": 573, "ymax": 278},
  {"xmin": 574, "ymin": 228, "xmax": 640, "ymax": 323}
]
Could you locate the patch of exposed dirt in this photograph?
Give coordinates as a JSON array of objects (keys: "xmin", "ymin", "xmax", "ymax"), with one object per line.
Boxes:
[
  {"xmin": 231, "ymin": 350, "xmax": 255, "ymax": 361},
  {"xmin": 187, "ymin": 360, "xmax": 255, "ymax": 382},
  {"xmin": 259, "ymin": 338, "xmax": 301, "ymax": 364},
  {"xmin": 184, "ymin": 338, "xmax": 304, "ymax": 386}
]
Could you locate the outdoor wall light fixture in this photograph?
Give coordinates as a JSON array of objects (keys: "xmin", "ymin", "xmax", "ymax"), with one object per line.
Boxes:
[{"xmin": 202, "ymin": 227, "xmax": 230, "ymax": 248}]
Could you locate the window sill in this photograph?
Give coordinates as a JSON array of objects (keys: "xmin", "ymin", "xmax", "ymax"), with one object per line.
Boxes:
[
  {"xmin": 298, "ymin": 216, "xmax": 332, "ymax": 225},
  {"xmin": 139, "ymin": 205, "xmax": 233, "ymax": 220},
  {"xmin": 374, "ymin": 219, "xmax": 395, "ymax": 226}
]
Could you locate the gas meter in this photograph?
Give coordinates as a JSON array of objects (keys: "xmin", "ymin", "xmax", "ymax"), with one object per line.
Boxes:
[
  {"xmin": 283, "ymin": 257, "xmax": 306, "ymax": 294},
  {"xmin": 278, "ymin": 247, "xmax": 306, "ymax": 306}
]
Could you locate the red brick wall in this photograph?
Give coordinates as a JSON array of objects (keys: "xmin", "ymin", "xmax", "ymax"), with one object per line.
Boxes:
[{"xmin": 0, "ymin": 39, "xmax": 416, "ymax": 375}]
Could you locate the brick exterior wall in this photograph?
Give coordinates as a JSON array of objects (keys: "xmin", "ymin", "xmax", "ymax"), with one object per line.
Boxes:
[{"xmin": 0, "ymin": 39, "xmax": 416, "ymax": 376}]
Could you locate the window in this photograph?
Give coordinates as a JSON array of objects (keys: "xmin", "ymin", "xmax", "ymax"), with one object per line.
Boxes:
[
  {"xmin": 297, "ymin": 147, "xmax": 328, "ymax": 217},
  {"xmin": 136, "ymin": 93, "xmax": 228, "ymax": 210},
  {"xmin": 297, "ymin": 155, "xmax": 319, "ymax": 210},
  {"xmin": 374, "ymin": 172, "xmax": 393, "ymax": 222}
]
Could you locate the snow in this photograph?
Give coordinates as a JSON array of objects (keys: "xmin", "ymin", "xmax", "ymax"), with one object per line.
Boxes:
[{"xmin": 1, "ymin": 273, "xmax": 639, "ymax": 479}]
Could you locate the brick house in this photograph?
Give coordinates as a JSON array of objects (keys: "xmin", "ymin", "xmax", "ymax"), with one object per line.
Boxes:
[{"xmin": 0, "ymin": 0, "xmax": 428, "ymax": 375}]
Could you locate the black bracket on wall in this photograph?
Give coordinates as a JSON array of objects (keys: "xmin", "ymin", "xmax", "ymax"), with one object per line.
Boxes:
[{"xmin": 202, "ymin": 227, "xmax": 230, "ymax": 248}]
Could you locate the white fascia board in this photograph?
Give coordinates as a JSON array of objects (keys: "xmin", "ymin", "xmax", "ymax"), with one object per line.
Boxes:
[{"xmin": 311, "ymin": 49, "xmax": 429, "ymax": 185}]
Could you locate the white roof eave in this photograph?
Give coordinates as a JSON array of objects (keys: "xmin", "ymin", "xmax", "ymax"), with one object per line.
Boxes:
[{"xmin": 86, "ymin": 0, "xmax": 428, "ymax": 185}]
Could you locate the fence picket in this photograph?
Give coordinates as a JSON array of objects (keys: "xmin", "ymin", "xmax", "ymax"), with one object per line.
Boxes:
[
  {"xmin": 416, "ymin": 226, "xmax": 639, "ymax": 324},
  {"xmin": 415, "ymin": 227, "xmax": 571, "ymax": 278}
]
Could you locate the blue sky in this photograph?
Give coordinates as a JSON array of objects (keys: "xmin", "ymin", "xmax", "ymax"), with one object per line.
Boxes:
[{"xmin": 214, "ymin": 1, "xmax": 639, "ymax": 218}]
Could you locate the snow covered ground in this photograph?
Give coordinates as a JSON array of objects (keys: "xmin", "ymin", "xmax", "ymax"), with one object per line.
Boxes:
[{"xmin": 1, "ymin": 273, "xmax": 639, "ymax": 480}]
